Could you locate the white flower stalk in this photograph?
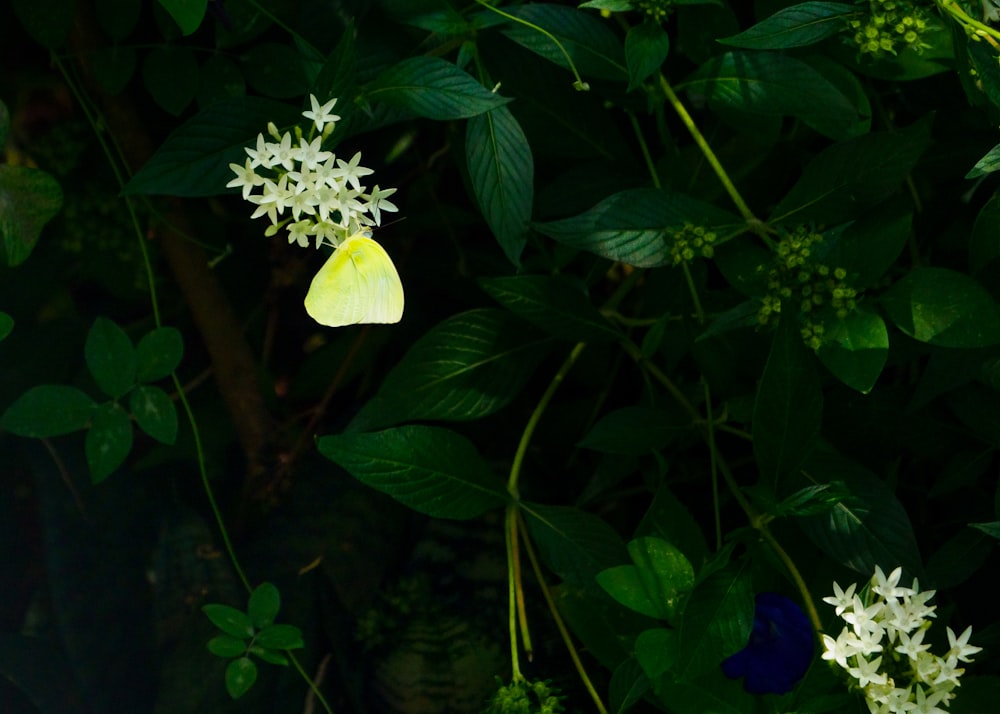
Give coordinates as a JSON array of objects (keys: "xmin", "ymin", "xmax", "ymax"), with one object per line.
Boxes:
[{"xmin": 821, "ymin": 567, "xmax": 981, "ymax": 714}]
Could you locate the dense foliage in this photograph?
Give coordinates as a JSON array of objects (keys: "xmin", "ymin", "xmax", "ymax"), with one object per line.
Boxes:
[{"xmin": 2, "ymin": 0, "xmax": 1000, "ymax": 712}]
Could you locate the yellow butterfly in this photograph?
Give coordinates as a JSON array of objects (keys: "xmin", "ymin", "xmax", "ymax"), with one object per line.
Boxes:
[{"xmin": 304, "ymin": 233, "xmax": 404, "ymax": 327}]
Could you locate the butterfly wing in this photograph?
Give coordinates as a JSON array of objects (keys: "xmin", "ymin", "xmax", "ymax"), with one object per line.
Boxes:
[{"xmin": 304, "ymin": 235, "xmax": 404, "ymax": 327}]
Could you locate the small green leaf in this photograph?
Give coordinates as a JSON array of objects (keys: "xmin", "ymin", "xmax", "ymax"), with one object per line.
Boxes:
[
  {"xmin": 203, "ymin": 604, "xmax": 254, "ymax": 639},
  {"xmin": 718, "ymin": 2, "xmax": 859, "ymax": 50},
  {"xmin": 479, "ymin": 275, "xmax": 620, "ymax": 343},
  {"xmin": 466, "ymin": 105, "xmax": 533, "ymax": 266},
  {"xmin": 318, "ymin": 425, "xmax": 509, "ymax": 519},
  {"xmin": 881, "ymin": 268, "xmax": 1000, "ymax": 347},
  {"xmin": 96, "ymin": 0, "xmax": 141, "ymax": 39},
  {"xmin": 966, "ymin": 142, "xmax": 1000, "ymax": 179},
  {"xmin": 92, "ymin": 45, "xmax": 137, "ymax": 96},
  {"xmin": 677, "ymin": 562, "xmax": 753, "ymax": 680},
  {"xmin": 225, "ymin": 657, "xmax": 257, "ymax": 699},
  {"xmin": 635, "ymin": 628, "xmax": 678, "ymax": 680},
  {"xmin": 85, "ymin": 402, "xmax": 133, "ymax": 483},
  {"xmin": 244, "ymin": 43, "xmax": 308, "ymax": 99},
  {"xmin": 367, "ymin": 57, "xmax": 510, "ymax": 120},
  {"xmin": 609, "ymin": 657, "xmax": 650, "ymax": 714},
  {"xmin": 970, "ymin": 521, "xmax": 1000, "ymax": 540},
  {"xmin": 254, "ymin": 624, "xmax": 304, "ymax": 650},
  {"xmin": 156, "ymin": 0, "xmax": 207, "ymax": 35},
  {"xmin": 626, "ymin": 20, "xmax": 670, "ymax": 91},
  {"xmin": 136, "ymin": 327, "xmax": 184, "ymax": 381},
  {"xmin": 130, "ymin": 385, "xmax": 178, "ymax": 444},
  {"xmin": 249, "ymin": 646, "xmax": 289, "ymax": 665},
  {"xmin": 817, "ymin": 308, "xmax": 889, "ymax": 393},
  {"xmin": 85, "ymin": 317, "xmax": 137, "ymax": 399},
  {"xmin": 142, "ymin": 45, "xmax": 199, "ymax": 116},
  {"xmin": 0, "ymin": 165, "xmax": 63, "ymax": 267},
  {"xmin": 578, "ymin": 406, "xmax": 691, "ymax": 454},
  {"xmin": 1, "ymin": 385, "xmax": 95, "ymax": 437},
  {"xmin": 10, "ymin": 0, "xmax": 76, "ymax": 49},
  {"xmin": 0, "ymin": 312, "xmax": 13, "ymax": 341},
  {"xmin": 753, "ymin": 313, "xmax": 822, "ymax": 488},
  {"xmin": 596, "ymin": 537, "xmax": 695, "ymax": 622},
  {"xmin": 197, "ymin": 55, "xmax": 246, "ymax": 107},
  {"xmin": 207, "ymin": 635, "xmax": 247, "ymax": 658},
  {"xmin": 971, "ymin": 189, "xmax": 1000, "ymax": 275},
  {"xmin": 247, "ymin": 583, "xmax": 280, "ymax": 629}
]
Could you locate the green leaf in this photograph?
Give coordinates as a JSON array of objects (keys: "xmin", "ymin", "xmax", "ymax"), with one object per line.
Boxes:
[
  {"xmin": 466, "ymin": 105, "xmax": 533, "ymax": 266},
  {"xmin": 1, "ymin": 386, "xmax": 95, "ymax": 437},
  {"xmin": 578, "ymin": 406, "xmax": 691, "ymax": 454},
  {"xmin": 677, "ymin": 562, "xmax": 753, "ymax": 680},
  {"xmin": 816, "ymin": 308, "xmax": 889, "ymax": 394},
  {"xmin": 136, "ymin": 326, "xmax": 184, "ymax": 381},
  {"xmin": 881, "ymin": 268, "xmax": 1000, "ymax": 347},
  {"xmin": 626, "ymin": 20, "xmax": 670, "ymax": 91},
  {"xmin": 96, "ymin": 0, "xmax": 141, "ymax": 39},
  {"xmin": 522, "ymin": 502, "xmax": 629, "ymax": 589},
  {"xmin": 92, "ymin": 45, "xmax": 137, "ymax": 95},
  {"xmin": 244, "ymin": 43, "xmax": 308, "ymax": 99},
  {"xmin": 609, "ymin": 657, "xmax": 650, "ymax": 714},
  {"xmin": 636, "ymin": 485, "xmax": 710, "ymax": 572},
  {"xmin": 925, "ymin": 528, "xmax": 992, "ymax": 589},
  {"xmin": 85, "ymin": 402, "xmax": 133, "ymax": 482},
  {"xmin": 479, "ymin": 275, "xmax": 620, "ymax": 343},
  {"xmin": 317, "ymin": 425, "xmax": 508, "ymax": 519},
  {"xmin": 0, "ymin": 165, "xmax": 63, "ymax": 267},
  {"xmin": 770, "ymin": 114, "xmax": 932, "ymax": 225},
  {"xmin": 635, "ymin": 628, "xmax": 678, "ymax": 680},
  {"xmin": 10, "ymin": 0, "xmax": 76, "ymax": 49},
  {"xmin": 367, "ymin": 57, "xmax": 510, "ymax": 120},
  {"xmin": 823, "ymin": 206, "xmax": 911, "ymax": 288},
  {"xmin": 681, "ymin": 51, "xmax": 862, "ymax": 140},
  {"xmin": 0, "ymin": 311, "xmax": 13, "ymax": 341},
  {"xmin": 225, "ymin": 657, "xmax": 257, "ymax": 699},
  {"xmin": 753, "ymin": 314, "xmax": 822, "ymax": 488},
  {"xmin": 124, "ymin": 97, "xmax": 301, "ymax": 196},
  {"xmin": 247, "ymin": 583, "xmax": 280, "ymax": 629},
  {"xmin": 197, "ymin": 55, "xmax": 246, "ymax": 106},
  {"xmin": 85, "ymin": 317, "xmax": 137, "ymax": 399},
  {"xmin": 970, "ymin": 189, "xmax": 1000, "ymax": 275},
  {"xmin": 207, "ymin": 635, "xmax": 247, "ymax": 658},
  {"xmin": 718, "ymin": 2, "xmax": 859, "ymax": 49},
  {"xmin": 348, "ymin": 309, "xmax": 551, "ymax": 431},
  {"xmin": 156, "ymin": 0, "xmax": 207, "ymax": 35},
  {"xmin": 596, "ymin": 537, "xmax": 695, "ymax": 622},
  {"xmin": 203, "ymin": 604, "xmax": 254, "ymax": 639},
  {"xmin": 249, "ymin": 646, "xmax": 289, "ymax": 666},
  {"xmin": 0, "ymin": 100, "xmax": 8, "ymax": 151},
  {"xmin": 253, "ymin": 624, "xmax": 304, "ymax": 650},
  {"xmin": 535, "ymin": 188, "xmax": 739, "ymax": 268},
  {"xmin": 502, "ymin": 4, "xmax": 627, "ymax": 82},
  {"xmin": 142, "ymin": 45, "xmax": 199, "ymax": 116},
  {"xmin": 129, "ymin": 385, "xmax": 178, "ymax": 444},
  {"xmin": 970, "ymin": 521, "xmax": 1000, "ymax": 540},
  {"xmin": 966, "ymin": 142, "xmax": 1000, "ymax": 179}
]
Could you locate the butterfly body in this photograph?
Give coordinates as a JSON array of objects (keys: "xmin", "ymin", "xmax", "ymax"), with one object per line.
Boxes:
[{"xmin": 304, "ymin": 234, "xmax": 404, "ymax": 327}]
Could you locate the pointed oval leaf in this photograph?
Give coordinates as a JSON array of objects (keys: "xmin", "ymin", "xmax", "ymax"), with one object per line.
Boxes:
[
  {"xmin": 136, "ymin": 326, "xmax": 184, "ymax": 382},
  {"xmin": 249, "ymin": 646, "xmax": 289, "ymax": 665},
  {"xmin": 225, "ymin": 657, "xmax": 257, "ymax": 699},
  {"xmin": 609, "ymin": 657, "xmax": 650, "ymax": 714},
  {"xmin": 254, "ymin": 624, "xmax": 304, "ymax": 650},
  {"xmin": 203, "ymin": 604, "xmax": 254, "ymax": 639},
  {"xmin": 635, "ymin": 628, "xmax": 678, "ymax": 681},
  {"xmin": 677, "ymin": 562, "xmax": 754, "ymax": 681},
  {"xmin": 142, "ymin": 45, "xmax": 199, "ymax": 116},
  {"xmin": 0, "ymin": 311, "xmax": 12, "ymax": 341},
  {"xmin": 244, "ymin": 43, "xmax": 308, "ymax": 99},
  {"xmin": 85, "ymin": 317, "xmax": 136, "ymax": 399},
  {"xmin": 157, "ymin": 0, "xmax": 207, "ymax": 35},
  {"xmin": 367, "ymin": 56, "xmax": 510, "ymax": 120},
  {"xmin": 718, "ymin": 2, "xmax": 860, "ymax": 49},
  {"xmin": 479, "ymin": 275, "xmax": 621, "ymax": 343},
  {"xmin": 0, "ymin": 165, "xmax": 63, "ymax": 266},
  {"xmin": 598, "ymin": 537, "xmax": 695, "ymax": 622},
  {"xmin": 970, "ymin": 189, "xmax": 1000, "ymax": 275},
  {"xmin": 1, "ymin": 385, "xmax": 95, "ymax": 437},
  {"xmin": 626, "ymin": 20, "xmax": 670, "ymax": 90},
  {"xmin": 881, "ymin": 268, "xmax": 1000, "ymax": 347},
  {"xmin": 816, "ymin": 308, "xmax": 888, "ymax": 394},
  {"xmin": 130, "ymin": 385, "xmax": 178, "ymax": 444},
  {"xmin": 466, "ymin": 105, "xmax": 533, "ymax": 266},
  {"xmin": 578, "ymin": 406, "xmax": 691, "ymax": 454},
  {"xmin": 247, "ymin": 582, "xmax": 280, "ymax": 629},
  {"xmin": 349, "ymin": 309, "xmax": 552, "ymax": 431},
  {"xmin": 207, "ymin": 635, "xmax": 247, "ymax": 658},
  {"xmin": 85, "ymin": 402, "xmax": 133, "ymax": 483},
  {"xmin": 966, "ymin": 141, "xmax": 1000, "ymax": 179},
  {"xmin": 317, "ymin": 425, "xmax": 509, "ymax": 519}
]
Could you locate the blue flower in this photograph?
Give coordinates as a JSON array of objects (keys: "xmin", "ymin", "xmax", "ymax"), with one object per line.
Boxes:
[{"xmin": 721, "ymin": 592, "xmax": 813, "ymax": 694}]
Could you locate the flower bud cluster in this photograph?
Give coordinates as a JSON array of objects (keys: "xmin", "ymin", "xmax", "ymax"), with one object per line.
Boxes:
[
  {"xmin": 227, "ymin": 94, "xmax": 397, "ymax": 251},
  {"xmin": 847, "ymin": 0, "xmax": 933, "ymax": 58},
  {"xmin": 821, "ymin": 566, "xmax": 981, "ymax": 714},
  {"xmin": 667, "ymin": 223, "xmax": 717, "ymax": 266},
  {"xmin": 636, "ymin": 0, "xmax": 672, "ymax": 21},
  {"xmin": 486, "ymin": 678, "xmax": 564, "ymax": 714}
]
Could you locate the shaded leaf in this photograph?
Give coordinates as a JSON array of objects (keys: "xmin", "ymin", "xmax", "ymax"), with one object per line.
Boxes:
[
  {"xmin": 609, "ymin": 657, "xmax": 650, "ymax": 714},
  {"xmin": 718, "ymin": 2, "xmax": 859, "ymax": 49},
  {"xmin": 966, "ymin": 142, "xmax": 1000, "ymax": 179},
  {"xmin": 677, "ymin": 562, "xmax": 754, "ymax": 680},
  {"xmin": 130, "ymin": 385, "xmax": 178, "ymax": 444},
  {"xmin": 597, "ymin": 537, "xmax": 695, "ymax": 622},
  {"xmin": 970, "ymin": 189, "xmax": 1000, "ymax": 275},
  {"xmin": 0, "ymin": 311, "xmax": 12, "ymax": 341},
  {"xmin": 0, "ymin": 165, "xmax": 63, "ymax": 266},
  {"xmin": 225, "ymin": 657, "xmax": 257, "ymax": 699},
  {"xmin": 367, "ymin": 56, "xmax": 509, "ymax": 119},
  {"xmin": 85, "ymin": 317, "xmax": 136, "ymax": 399},
  {"xmin": 816, "ymin": 308, "xmax": 889, "ymax": 393},
  {"xmin": 2, "ymin": 386, "xmax": 95, "ymax": 437},
  {"xmin": 142, "ymin": 45, "xmax": 199, "ymax": 116},
  {"xmin": 578, "ymin": 406, "xmax": 691, "ymax": 454},
  {"xmin": 85, "ymin": 402, "xmax": 133, "ymax": 483},
  {"xmin": 254, "ymin": 624, "xmax": 304, "ymax": 650},
  {"xmin": 203, "ymin": 604, "xmax": 254, "ymax": 639},
  {"xmin": 136, "ymin": 326, "xmax": 184, "ymax": 382},
  {"xmin": 157, "ymin": 0, "xmax": 207, "ymax": 35},
  {"xmin": 626, "ymin": 20, "xmax": 670, "ymax": 90},
  {"xmin": 244, "ymin": 43, "xmax": 308, "ymax": 99},
  {"xmin": 207, "ymin": 635, "xmax": 247, "ymax": 658},
  {"xmin": 247, "ymin": 582, "xmax": 280, "ymax": 629},
  {"xmin": 635, "ymin": 628, "xmax": 678, "ymax": 681}
]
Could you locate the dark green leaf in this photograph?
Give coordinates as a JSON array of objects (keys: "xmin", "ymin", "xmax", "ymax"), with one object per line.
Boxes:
[
  {"xmin": 244, "ymin": 43, "xmax": 308, "ymax": 99},
  {"xmin": 753, "ymin": 314, "xmax": 822, "ymax": 488},
  {"xmin": 367, "ymin": 57, "xmax": 509, "ymax": 120},
  {"xmin": 317, "ymin": 425, "xmax": 508, "ymax": 519},
  {"xmin": 136, "ymin": 326, "xmax": 184, "ymax": 381},
  {"xmin": 225, "ymin": 657, "xmax": 257, "ymax": 699},
  {"xmin": 10, "ymin": 0, "xmax": 75, "ymax": 49},
  {"xmin": 925, "ymin": 528, "xmax": 992, "ymax": 589},
  {"xmin": 824, "ymin": 206, "xmax": 911, "ymax": 288},
  {"xmin": 0, "ymin": 165, "xmax": 63, "ymax": 267},
  {"xmin": 578, "ymin": 406, "xmax": 691, "ymax": 454},
  {"xmin": 0, "ymin": 311, "xmax": 13, "ymax": 341},
  {"xmin": 156, "ymin": 0, "xmax": 207, "ymax": 35},
  {"xmin": 635, "ymin": 628, "xmax": 678, "ymax": 680},
  {"xmin": 596, "ymin": 537, "xmax": 695, "ymax": 622},
  {"xmin": 970, "ymin": 189, "xmax": 1000, "ymax": 275},
  {"xmin": 479, "ymin": 275, "xmax": 620, "ymax": 342},
  {"xmin": 96, "ymin": 0, "xmax": 141, "ymax": 39},
  {"xmin": 966, "ymin": 142, "xmax": 1000, "ymax": 179},
  {"xmin": 677, "ymin": 562, "xmax": 753, "ymax": 680},
  {"xmin": 85, "ymin": 317, "xmax": 136, "ymax": 399},
  {"xmin": 249, "ymin": 646, "xmax": 289, "ymax": 666},
  {"xmin": 609, "ymin": 657, "xmax": 650, "ymax": 714},
  {"xmin": 626, "ymin": 20, "xmax": 670, "ymax": 91},
  {"xmin": 817, "ymin": 308, "xmax": 889, "ymax": 394},
  {"xmin": 124, "ymin": 97, "xmax": 301, "ymax": 196},
  {"xmin": 348, "ymin": 309, "xmax": 552, "ymax": 431},
  {"xmin": 0, "ymin": 99, "xmax": 8, "ymax": 150},
  {"xmin": 207, "ymin": 635, "xmax": 247, "ymax": 658},
  {"xmin": 535, "ymin": 188, "xmax": 739, "ymax": 268},
  {"xmin": 770, "ymin": 114, "xmax": 932, "ymax": 224},
  {"xmin": 142, "ymin": 45, "xmax": 199, "ymax": 116},
  {"xmin": 247, "ymin": 582, "xmax": 280, "ymax": 629},
  {"xmin": 970, "ymin": 521, "xmax": 1000, "ymax": 539},
  {"xmin": 85, "ymin": 402, "xmax": 133, "ymax": 482},
  {"xmin": 682, "ymin": 51, "xmax": 862, "ymax": 140},
  {"xmin": 881, "ymin": 268, "xmax": 1000, "ymax": 347},
  {"xmin": 466, "ymin": 105, "xmax": 533, "ymax": 266},
  {"xmin": 253, "ymin": 624, "xmax": 304, "ymax": 650},
  {"xmin": 503, "ymin": 4, "xmax": 627, "ymax": 82},
  {"xmin": 655, "ymin": 682, "xmax": 748, "ymax": 714},
  {"xmin": 718, "ymin": 2, "xmax": 859, "ymax": 49},
  {"xmin": 197, "ymin": 55, "xmax": 246, "ymax": 106},
  {"xmin": 203, "ymin": 604, "xmax": 254, "ymax": 639},
  {"xmin": 636, "ymin": 485, "xmax": 710, "ymax": 571},
  {"xmin": 92, "ymin": 45, "xmax": 137, "ymax": 95},
  {"xmin": 130, "ymin": 385, "xmax": 178, "ymax": 444},
  {"xmin": 1, "ymin": 385, "xmax": 95, "ymax": 437}
]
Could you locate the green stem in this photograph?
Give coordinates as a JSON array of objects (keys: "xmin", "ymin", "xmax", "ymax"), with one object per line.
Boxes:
[
  {"xmin": 939, "ymin": 0, "xmax": 1000, "ymax": 46},
  {"xmin": 627, "ymin": 109, "xmax": 661, "ymax": 188},
  {"xmin": 680, "ymin": 261, "xmax": 705, "ymax": 324},
  {"xmin": 702, "ymin": 380, "xmax": 722, "ymax": 551},
  {"xmin": 505, "ymin": 504, "xmax": 523, "ymax": 682},
  {"xmin": 619, "ymin": 340, "xmax": 699, "ymax": 421}
]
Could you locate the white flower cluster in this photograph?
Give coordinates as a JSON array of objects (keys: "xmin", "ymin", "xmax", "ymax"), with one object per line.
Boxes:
[
  {"xmin": 227, "ymin": 94, "xmax": 398, "ymax": 250},
  {"xmin": 821, "ymin": 566, "xmax": 981, "ymax": 714}
]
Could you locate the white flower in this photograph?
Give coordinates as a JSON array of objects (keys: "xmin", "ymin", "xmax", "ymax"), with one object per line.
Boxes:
[
  {"xmin": 293, "ymin": 136, "xmax": 333, "ymax": 172},
  {"xmin": 226, "ymin": 158, "xmax": 263, "ymax": 199},
  {"xmin": 849, "ymin": 654, "xmax": 888, "ymax": 688},
  {"xmin": 330, "ymin": 151, "xmax": 374, "ymax": 191},
  {"xmin": 363, "ymin": 184, "xmax": 398, "ymax": 225},
  {"xmin": 896, "ymin": 629, "xmax": 931, "ymax": 661},
  {"xmin": 303, "ymin": 94, "xmax": 341, "ymax": 132},
  {"xmin": 270, "ymin": 132, "xmax": 296, "ymax": 172},
  {"xmin": 946, "ymin": 626, "xmax": 982, "ymax": 663},
  {"xmin": 844, "ymin": 595, "xmax": 886, "ymax": 638},
  {"xmin": 245, "ymin": 133, "xmax": 275, "ymax": 169},
  {"xmin": 287, "ymin": 220, "xmax": 312, "ymax": 248},
  {"xmin": 872, "ymin": 566, "xmax": 913, "ymax": 604},
  {"xmin": 824, "ymin": 580, "xmax": 858, "ymax": 616}
]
